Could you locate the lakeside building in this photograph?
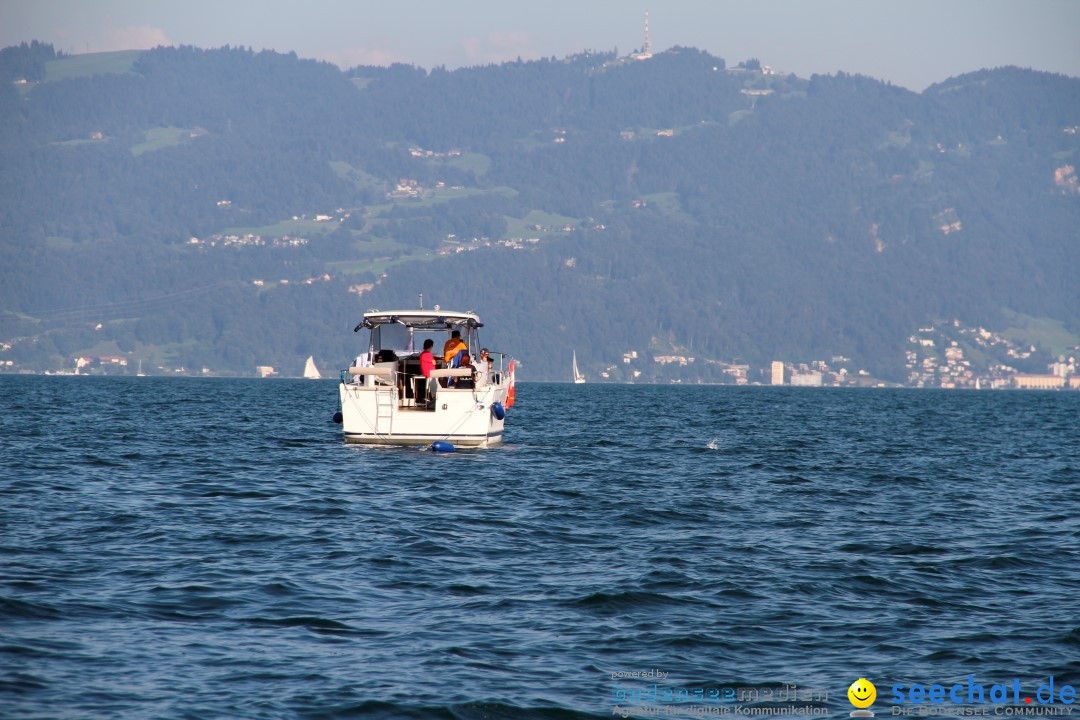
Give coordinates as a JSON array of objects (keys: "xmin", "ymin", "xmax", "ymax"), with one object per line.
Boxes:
[
  {"xmin": 770, "ymin": 361, "xmax": 785, "ymax": 385},
  {"xmin": 1014, "ymin": 374, "xmax": 1065, "ymax": 390},
  {"xmin": 790, "ymin": 371, "xmax": 823, "ymax": 387}
]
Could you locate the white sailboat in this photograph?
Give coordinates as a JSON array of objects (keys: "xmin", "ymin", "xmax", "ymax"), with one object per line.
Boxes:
[
  {"xmin": 303, "ymin": 355, "xmax": 321, "ymax": 379},
  {"xmin": 572, "ymin": 351, "xmax": 586, "ymax": 384}
]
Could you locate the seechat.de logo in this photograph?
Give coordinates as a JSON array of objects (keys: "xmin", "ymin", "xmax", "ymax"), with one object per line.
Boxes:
[{"xmin": 849, "ymin": 678, "xmax": 877, "ymax": 717}]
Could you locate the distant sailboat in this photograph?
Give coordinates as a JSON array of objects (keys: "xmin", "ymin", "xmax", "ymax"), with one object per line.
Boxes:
[
  {"xmin": 304, "ymin": 355, "xmax": 321, "ymax": 379},
  {"xmin": 572, "ymin": 351, "xmax": 586, "ymax": 384}
]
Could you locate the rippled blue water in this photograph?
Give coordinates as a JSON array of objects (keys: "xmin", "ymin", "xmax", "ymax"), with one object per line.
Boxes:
[{"xmin": 2, "ymin": 377, "xmax": 1078, "ymax": 719}]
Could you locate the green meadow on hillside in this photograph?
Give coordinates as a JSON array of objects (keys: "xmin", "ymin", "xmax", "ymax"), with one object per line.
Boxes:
[{"xmin": 44, "ymin": 50, "xmax": 142, "ymax": 82}]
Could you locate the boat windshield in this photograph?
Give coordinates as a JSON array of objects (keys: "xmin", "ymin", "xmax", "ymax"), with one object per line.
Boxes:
[
  {"xmin": 371, "ymin": 324, "xmax": 413, "ymax": 354},
  {"xmin": 371, "ymin": 324, "xmax": 473, "ymax": 356},
  {"xmin": 413, "ymin": 329, "xmax": 451, "ymax": 353}
]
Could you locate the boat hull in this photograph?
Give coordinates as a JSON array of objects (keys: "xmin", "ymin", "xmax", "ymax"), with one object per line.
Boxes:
[
  {"xmin": 343, "ymin": 430, "xmax": 503, "ymax": 447},
  {"xmin": 339, "ymin": 381, "xmax": 507, "ymax": 447}
]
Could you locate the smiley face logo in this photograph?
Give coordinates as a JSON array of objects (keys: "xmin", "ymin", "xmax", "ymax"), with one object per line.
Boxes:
[{"xmin": 848, "ymin": 678, "xmax": 876, "ymax": 709}]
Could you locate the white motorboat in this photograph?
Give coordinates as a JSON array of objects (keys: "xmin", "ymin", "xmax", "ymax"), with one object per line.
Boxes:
[
  {"xmin": 572, "ymin": 350, "xmax": 586, "ymax": 384},
  {"xmin": 337, "ymin": 308, "xmax": 515, "ymax": 447}
]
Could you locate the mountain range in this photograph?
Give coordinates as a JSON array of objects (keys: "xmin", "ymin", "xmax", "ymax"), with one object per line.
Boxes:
[{"xmin": 1, "ymin": 41, "xmax": 1078, "ymax": 382}]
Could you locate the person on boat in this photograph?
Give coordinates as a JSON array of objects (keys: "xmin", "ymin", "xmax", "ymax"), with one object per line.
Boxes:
[
  {"xmin": 455, "ymin": 353, "xmax": 476, "ymax": 389},
  {"xmin": 443, "ymin": 330, "xmax": 468, "ymax": 364},
  {"xmin": 351, "ymin": 352, "xmax": 370, "ymax": 385},
  {"xmin": 414, "ymin": 338, "xmax": 436, "ymax": 402},
  {"xmin": 419, "ymin": 339, "xmax": 436, "ymax": 378},
  {"xmin": 476, "ymin": 348, "xmax": 493, "ymax": 386}
]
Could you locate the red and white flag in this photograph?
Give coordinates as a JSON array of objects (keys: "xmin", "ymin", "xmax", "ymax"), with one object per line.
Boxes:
[{"xmin": 505, "ymin": 359, "xmax": 516, "ymax": 408}]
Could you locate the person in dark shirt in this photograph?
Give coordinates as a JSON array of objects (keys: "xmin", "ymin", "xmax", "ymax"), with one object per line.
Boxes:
[{"xmin": 455, "ymin": 353, "xmax": 476, "ymax": 389}]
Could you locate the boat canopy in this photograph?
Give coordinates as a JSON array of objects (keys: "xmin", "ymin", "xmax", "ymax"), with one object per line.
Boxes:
[{"xmin": 355, "ymin": 309, "xmax": 482, "ymax": 333}]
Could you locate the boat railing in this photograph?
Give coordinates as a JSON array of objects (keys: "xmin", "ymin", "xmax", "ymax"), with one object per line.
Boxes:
[
  {"xmin": 483, "ymin": 351, "xmax": 512, "ymax": 386},
  {"xmin": 428, "ymin": 368, "xmax": 473, "ymax": 380},
  {"xmin": 342, "ymin": 352, "xmax": 511, "ymax": 393}
]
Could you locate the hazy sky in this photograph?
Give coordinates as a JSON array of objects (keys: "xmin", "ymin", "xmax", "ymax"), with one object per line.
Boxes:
[{"xmin": 2, "ymin": 0, "xmax": 1078, "ymax": 91}]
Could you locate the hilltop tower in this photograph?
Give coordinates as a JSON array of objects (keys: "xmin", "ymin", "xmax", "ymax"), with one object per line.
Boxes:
[
  {"xmin": 632, "ymin": 12, "xmax": 653, "ymax": 60},
  {"xmin": 643, "ymin": 12, "xmax": 652, "ymax": 56}
]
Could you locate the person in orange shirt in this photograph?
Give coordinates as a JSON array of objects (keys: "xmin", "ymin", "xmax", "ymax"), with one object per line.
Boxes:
[{"xmin": 443, "ymin": 330, "xmax": 468, "ymax": 364}]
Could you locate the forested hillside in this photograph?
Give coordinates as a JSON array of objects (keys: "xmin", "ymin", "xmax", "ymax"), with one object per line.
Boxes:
[{"xmin": 1, "ymin": 42, "xmax": 1078, "ymax": 381}]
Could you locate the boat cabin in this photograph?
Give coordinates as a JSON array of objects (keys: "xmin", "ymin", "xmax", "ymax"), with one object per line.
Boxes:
[{"xmin": 347, "ymin": 309, "xmax": 501, "ymax": 408}]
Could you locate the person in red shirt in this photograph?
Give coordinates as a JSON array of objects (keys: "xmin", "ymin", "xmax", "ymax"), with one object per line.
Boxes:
[
  {"xmin": 420, "ymin": 339, "xmax": 436, "ymax": 378},
  {"xmin": 416, "ymin": 338, "xmax": 436, "ymax": 404}
]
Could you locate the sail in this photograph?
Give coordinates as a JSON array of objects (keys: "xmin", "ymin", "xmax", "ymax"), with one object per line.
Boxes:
[
  {"xmin": 304, "ymin": 356, "xmax": 321, "ymax": 379},
  {"xmin": 572, "ymin": 351, "xmax": 585, "ymax": 384}
]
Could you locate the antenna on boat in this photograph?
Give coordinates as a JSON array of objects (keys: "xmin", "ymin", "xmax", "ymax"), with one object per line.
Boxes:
[{"xmin": 419, "ymin": 292, "xmax": 424, "ymax": 310}]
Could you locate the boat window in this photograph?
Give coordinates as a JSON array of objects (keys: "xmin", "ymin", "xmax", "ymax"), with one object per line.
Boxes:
[
  {"xmin": 413, "ymin": 329, "xmax": 447, "ymax": 353},
  {"xmin": 372, "ymin": 324, "xmax": 413, "ymax": 354}
]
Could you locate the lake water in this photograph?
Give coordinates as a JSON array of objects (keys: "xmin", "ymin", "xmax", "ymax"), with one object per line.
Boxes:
[{"xmin": 2, "ymin": 377, "xmax": 1078, "ymax": 719}]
